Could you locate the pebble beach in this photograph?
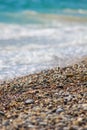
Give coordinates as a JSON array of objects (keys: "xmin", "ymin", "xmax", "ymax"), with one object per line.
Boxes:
[
  {"xmin": 0, "ymin": 58, "xmax": 87, "ymax": 130},
  {"xmin": 0, "ymin": 0, "xmax": 87, "ymax": 130}
]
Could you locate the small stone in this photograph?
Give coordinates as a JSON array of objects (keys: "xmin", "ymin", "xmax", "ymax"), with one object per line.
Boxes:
[
  {"xmin": 28, "ymin": 124, "xmax": 35, "ymax": 128},
  {"xmin": 63, "ymin": 127, "xmax": 69, "ymax": 130},
  {"xmin": 64, "ymin": 95, "xmax": 72, "ymax": 102},
  {"xmin": 56, "ymin": 108, "xmax": 64, "ymax": 114},
  {"xmin": 58, "ymin": 85, "xmax": 64, "ymax": 89},
  {"xmin": 25, "ymin": 99, "xmax": 34, "ymax": 104},
  {"xmin": 73, "ymin": 117, "xmax": 83, "ymax": 126},
  {"xmin": 4, "ymin": 121, "xmax": 10, "ymax": 126},
  {"xmin": 0, "ymin": 111, "xmax": 5, "ymax": 116},
  {"xmin": 66, "ymin": 73, "xmax": 73, "ymax": 78},
  {"xmin": 39, "ymin": 122, "xmax": 47, "ymax": 126},
  {"xmin": 69, "ymin": 126, "xmax": 78, "ymax": 130},
  {"xmin": 78, "ymin": 104, "xmax": 87, "ymax": 110},
  {"xmin": 82, "ymin": 104, "xmax": 87, "ymax": 110}
]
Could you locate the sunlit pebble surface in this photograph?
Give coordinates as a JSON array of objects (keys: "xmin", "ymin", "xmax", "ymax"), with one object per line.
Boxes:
[{"xmin": 0, "ymin": 58, "xmax": 87, "ymax": 130}]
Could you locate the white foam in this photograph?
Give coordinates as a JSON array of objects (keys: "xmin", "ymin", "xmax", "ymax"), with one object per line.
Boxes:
[
  {"xmin": 64, "ymin": 9, "xmax": 87, "ymax": 14},
  {"xmin": 0, "ymin": 20, "xmax": 87, "ymax": 81}
]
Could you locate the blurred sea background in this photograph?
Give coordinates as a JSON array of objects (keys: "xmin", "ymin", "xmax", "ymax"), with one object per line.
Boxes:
[{"xmin": 0, "ymin": 0, "xmax": 87, "ymax": 80}]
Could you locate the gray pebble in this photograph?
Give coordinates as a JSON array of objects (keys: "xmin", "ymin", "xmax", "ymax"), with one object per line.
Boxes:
[
  {"xmin": 56, "ymin": 108, "xmax": 64, "ymax": 114},
  {"xmin": 0, "ymin": 111, "xmax": 5, "ymax": 116},
  {"xmin": 4, "ymin": 121, "xmax": 10, "ymax": 126},
  {"xmin": 25, "ymin": 99, "xmax": 34, "ymax": 104}
]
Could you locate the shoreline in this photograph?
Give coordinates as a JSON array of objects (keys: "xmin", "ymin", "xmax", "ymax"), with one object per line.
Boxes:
[
  {"xmin": 0, "ymin": 58, "xmax": 87, "ymax": 129},
  {"xmin": 0, "ymin": 56, "xmax": 86, "ymax": 85}
]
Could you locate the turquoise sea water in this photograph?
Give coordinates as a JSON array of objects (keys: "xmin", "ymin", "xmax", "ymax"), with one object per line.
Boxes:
[
  {"xmin": 0, "ymin": 0, "xmax": 87, "ymax": 81},
  {"xmin": 0, "ymin": 0, "xmax": 87, "ymax": 23},
  {"xmin": 0, "ymin": 0, "xmax": 87, "ymax": 12}
]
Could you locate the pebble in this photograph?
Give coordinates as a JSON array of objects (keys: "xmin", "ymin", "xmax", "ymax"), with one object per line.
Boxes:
[
  {"xmin": 56, "ymin": 108, "xmax": 64, "ymax": 114},
  {"xmin": 28, "ymin": 124, "xmax": 35, "ymax": 128},
  {"xmin": 3, "ymin": 121, "xmax": 10, "ymax": 126},
  {"xmin": 0, "ymin": 111, "xmax": 5, "ymax": 116},
  {"xmin": 78, "ymin": 104, "xmax": 87, "ymax": 110},
  {"xmin": 58, "ymin": 85, "xmax": 64, "ymax": 89},
  {"xmin": 64, "ymin": 95, "xmax": 72, "ymax": 102},
  {"xmin": 69, "ymin": 126, "xmax": 79, "ymax": 130},
  {"xmin": 82, "ymin": 104, "xmax": 87, "ymax": 111},
  {"xmin": 25, "ymin": 99, "xmax": 34, "ymax": 104},
  {"xmin": 39, "ymin": 122, "xmax": 47, "ymax": 126}
]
